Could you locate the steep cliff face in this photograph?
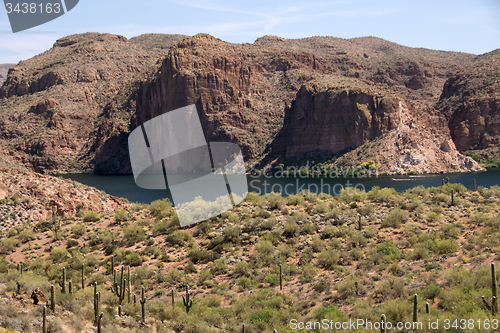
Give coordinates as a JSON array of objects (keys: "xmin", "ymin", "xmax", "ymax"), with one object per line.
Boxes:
[
  {"xmin": 272, "ymin": 79, "xmax": 481, "ymax": 174},
  {"xmin": 438, "ymin": 49, "xmax": 500, "ymax": 152},
  {"xmin": 273, "ymin": 80, "xmax": 400, "ymax": 158},
  {"xmin": 129, "ymin": 34, "xmax": 320, "ymax": 164}
]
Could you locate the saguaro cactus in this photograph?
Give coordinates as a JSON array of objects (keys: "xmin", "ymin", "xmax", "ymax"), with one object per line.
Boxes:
[
  {"xmin": 111, "ymin": 256, "xmax": 114, "ymax": 273},
  {"xmin": 68, "ymin": 280, "xmax": 73, "ymax": 295},
  {"xmin": 118, "ymin": 305, "xmax": 122, "ymax": 317},
  {"xmin": 426, "ymin": 302, "xmax": 430, "ymax": 315},
  {"xmin": 474, "ymin": 179, "xmax": 477, "ymax": 191},
  {"xmin": 182, "ymin": 285, "xmax": 193, "ymax": 314},
  {"xmin": 242, "ymin": 323, "xmax": 245, "ymax": 333},
  {"xmin": 140, "ymin": 285, "xmax": 146, "ymax": 322},
  {"xmin": 42, "ymin": 305, "xmax": 47, "ymax": 333},
  {"xmin": 18, "ymin": 262, "xmax": 23, "ymax": 277},
  {"xmin": 380, "ymin": 314, "xmax": 387, "ymax": 333},
  {"xmin": 16, "ymin": 281, "xmax": 20, "ymax": 294},
  {"xmin": 413, "ymin": 294, "xmax": 418, "ymax": 322},
  {"xmin": 94, "ymin": 291, "xmax": 101, "ymax": 323},
  {"xmin": 171, "ymin": 289, "xmax": 175, "ymax": 307},
  {"xmin": 279, "ymin": 264, "xmax": 283, "ymax": 291},
  {"xmin": 358, "ymin": 216, "xmax": 362, "ymax": 231},
  {"xmin": 127, "ymin": 266, "xmax": 131, "ymax": 303},
  {"xmin": 493, "ymin": 263, "xmax": 499, "ymax": 314},
  {"xmin": 61, "ymin": 267, "xmax": 66, "ymax": 294},
  {"xmin": 81, "ymin": 264, "xmax": 85, "ymax": 290},
  {"xmin": 50, "ymin": 284, "xmax": 55, "ymax": 312},
  {"xmin": 451, "ymin": 190, "xmax": 455, "ymax": 206}
]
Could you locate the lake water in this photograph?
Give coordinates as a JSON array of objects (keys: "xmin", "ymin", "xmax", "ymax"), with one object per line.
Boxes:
[{"xmin": 58, "ymin": 169, "xmax": 500, "ymax": 204}]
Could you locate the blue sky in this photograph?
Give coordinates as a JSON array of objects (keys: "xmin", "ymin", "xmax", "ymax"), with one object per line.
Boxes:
[{"xmin": 0, "ymin": 0, "xmax": 499, "ymax": 64}]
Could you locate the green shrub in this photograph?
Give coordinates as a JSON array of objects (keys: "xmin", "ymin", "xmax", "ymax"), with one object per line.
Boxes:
[
  {"xmin": 0, "ymin": 237, "xmax": 19, "ymax": 253},
  {"xmin": 264, "ymin": 273, "xmax": 280, "ymax": 286},
  {"xmin": 71, "ymin": 223, "xmax": 86, "ymax": 238},
  {"xmin": 50, "ymin": 247, "xmax": 70, "ymax": 263},
  {"xmin": 314, "ymin": 305, "xmax": 341, "ymax": 320},
  {"xmin": 381, "ymin": 208, "xmax": 408, "ymax": 228},
  {"xmin": 18, "ymin": 228, "xmax": 35, "ymax": 243},
  {"xmin": 317, "ymin": 248, "xmax": 339, "ymax": 269},
  {"xmin": 149, "ymin": 199, "xmax": 173, "ymax": 218},
  {"xmin": 470, "ymin": 212, "xmax": 492, "ymax": 225},
  {"xmin": 82, "ymin": 211, "xmax": 100, "ymax": 222},
  {"xmin": 166, "ymin": 230, "xmax": 193, "ymax": 246},
  {"xmin": 282, "ymin": 221, "xmax": 299, "ymax": 238},
  {"xmin": 188, "ymin": 248, "xmax": 219, "ymax": 264},
  {"xmin": 300, "ymin": 263, "xmax": 318, "ymax": 283},
  {"xmin": 114, "ymin": 209, "xmax": 128, "ymax": 222},
  {"xmin": 434, "ymin": 239, "xmax": 458, "ymax": 254},
  {"xmin": 367, "ymin": 186, "xmax": 398, "ymax": 203},
  {"xmin": 123, "ymin": 223, "xmax": 146, "ymax": 244},
  {"xmin": 422, "ymin": 284, "xmax": 441, "ymax": 300},
  {"xmin": 250, "ymin": 309, "xmax": 273, "ymax": 324}
]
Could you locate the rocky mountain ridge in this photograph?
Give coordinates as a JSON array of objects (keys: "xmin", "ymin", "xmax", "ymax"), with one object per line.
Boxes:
[{"xmin": 0, "ymin": 32, "xmax": 497, "ymax": 175}]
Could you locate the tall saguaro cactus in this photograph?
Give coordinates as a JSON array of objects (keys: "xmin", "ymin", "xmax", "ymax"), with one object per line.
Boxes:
[
  {"xmin": 42, "ymin": 305, "xmax": 47, "ymax": 333},
  {"xmin": 380, "ymin": 314, "xmax": 387, "ymax": 333},
  {"xmin": 279, "ymin": 264, "xmax": 283, "ymax": 291},
  {"xmin": 18, "ymin": 262, "xmax": 23, "ymax": 277},
  {"xmin": 493, "ymin": 263, "xmax": 499, "ymax": 315},
  {"xmin": 140, "ymin": 285, "xmax": 147, "ymax": 322},
  {"xmin": 182, "ymin": 285, "xmax": 193, "ymax": 314},
  {"xmin": 50, "ymin": 284, "xmax": 55, "ymax": 312},
  {"xmin": 61, "ymin": 267, "xmax": 67, "ymax": 294},
  {"xmin": 413, "ymin": 294, "xmax": 418, "ymax": 322},
  {"xmin": 81, "ymin": 264, "xmax": 85, "ymax": 290},
  {"xmin": 426, "ymin": 302, "xmax": 430, "ymax": 315},
  {"xmin": 94, "ymin": 291, "xmax": 101, "ymax": 324},
  {"xmin": 127, "ymin": 266, "xmax": 131, "ymax": 303}
]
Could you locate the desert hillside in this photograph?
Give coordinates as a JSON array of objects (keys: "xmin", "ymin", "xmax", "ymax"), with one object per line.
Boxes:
[
  {"xmin": 0, "ymin": 183, "xmax": 499, "ymax": 332},
  {"xmin": 0, "ymin": 33, "xmax": 497, "ymax": 175}
]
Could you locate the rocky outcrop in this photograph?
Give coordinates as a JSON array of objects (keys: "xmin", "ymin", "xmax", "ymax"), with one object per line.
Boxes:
[
  {"xmin": 272, "ymin": 79, "xmax": 482, "ymax": 174},
  {"xmin": 438, "ymin": 49, "xmax": 500, "ymax": 151},
  {"xmin": 273, "ymin": 80, "xmax": 400, "ymax": 157}
]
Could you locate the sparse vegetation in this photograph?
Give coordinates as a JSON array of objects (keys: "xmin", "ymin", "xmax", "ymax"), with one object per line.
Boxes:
[{"xmin": 0, "ymin": 182, "xmax": 499, "ymax": 332}]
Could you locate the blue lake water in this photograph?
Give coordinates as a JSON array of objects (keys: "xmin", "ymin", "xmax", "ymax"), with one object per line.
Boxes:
[{"xmin": 58, "ymin": 169, "xmax": 500, "ymax": 204}]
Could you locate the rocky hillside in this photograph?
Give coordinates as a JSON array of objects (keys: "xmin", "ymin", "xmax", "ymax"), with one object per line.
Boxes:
[
  {"xmin": 271, "ymin": 77, "xmax": 481, "ymax": 174},
  {"xmin": 0, "ymin": 183, "xmax": 499, "ymax": 332},
  {"xmin": 437, "ymin": 49, "xmax": 500, "ymax": 164},
  {"xmin": 0, "ymin": 64, "xmax": 15, "ymax": 87},
  {"xmin": 0, "ymin": 33, "xmax": 186, "ymax": 173},
  {"xmin": 0, "ymin": 33, "xmax": 495, "ymax": 175}
]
